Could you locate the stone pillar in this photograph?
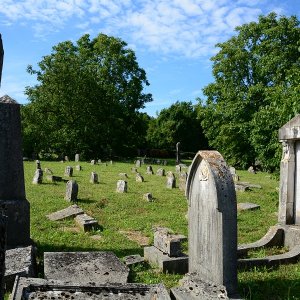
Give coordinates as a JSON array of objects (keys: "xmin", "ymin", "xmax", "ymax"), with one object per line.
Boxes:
[
  {"xmin": 176, "ymin": 142, "xmax": 180, "ymax": 164},
  {"xmin": 186, "ymin": 151, "xmax": 238, "ymax": 296},
  {"xmin": 0, "ymin": 96, "xmax": 31, "ymax": 248}
]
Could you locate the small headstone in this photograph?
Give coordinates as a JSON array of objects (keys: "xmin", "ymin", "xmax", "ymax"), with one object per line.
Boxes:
[
  {"xmin": 179, "ymin": 172, "xmax": 188, "ymax": 191},
  {"xmin": 136, "ymin": 160, "xmax": 141, "ymax": 168},
  {"xmin": 64, "ymin": 156, "xmax": 69, "ymax": 162},
  {"xmin": 65, "ymin": 180, "xmax": 78, "ymax": 202},
  {"xmin": 176, "ymin": 142, "xmax": 181, "ymax": 164},
  {"xmin": 166, "ymin": 176, "xmax": 176, "ymax": 189},
  {"xmin": 136, "ymin": 173, "xmax": 144, "ymax": 182},
  {"xmin": 98, "ymin": 159, "xmax": 101, "ymax": 164},
  {"xmin": 47, "ymin": 205, "xmax": 84, "ymax": 221},
  {"xmin": 75, "ymin": 213, "xmax": 98, "ymax": 232},
  {"xmin": 175, "ymin": 165, "xmax": 181, "ymax": 173},
  {"xmin": 119, "ymin": 173, "xmax": 128, "ymax": 178},
  {"xmin": 110, "ymin": 160, "xmax": 113, "ymax": 164},
  {"xmin": 44, "ymin": 168, "xmax": 53, "ymax": 175},
  {"xmin": 248, "ymin": 166, "xmax": 256, "ymax": 173},
  {"xmin": 237, "ymin": 202, "xmax": 260, "ymax": 211},
  {"xmin": 143, "ymin": 193, "xmax": 153, "ymax": 202},
  {"xmin": 156, "ymin": 168, "xmax": 165, "ymax": 176},
  {"xmin": 116, "ymin": 180, "xmax": 127, "ymax": 193},
  {"xmin": 90, "ymin": 172, "xmax": 99, "ymax": 184},
  {"xmin": 75, "ymin": 153, "xmax": 80, "ymax": 162},
  {"xmin": 91, "ymin": 160, "xmax": 96, "ymax": 165},
  {"xmin": 64, "ymin": 166, "xmax": 73, "ymax": 177},
  {"xmin": 131, "ymin": 167, "xmax": 138, "ymax": 173},
  {"xmin": 163, "ymin": 160, "xmax": 168, "ymax": 166},
  {"xmin": 75, "ymin": 165, "xmax": 82, "ymax": 171},
  {"xmin": 36, "ymin": 160, "xmax": 41, "ymax": 170},
  {"xmin": 32, "ymin": 169, "xmax": 43, "ymax": 184},
  {"xmin": 146, "ymin": 165, "xmax": 154, "ymax": 175},
  {"xmin": 167, "ymin": 171, "xmax": 175, "ymax": 179}
]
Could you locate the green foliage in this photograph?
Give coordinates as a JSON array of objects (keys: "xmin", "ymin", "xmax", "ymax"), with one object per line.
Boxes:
[
  {"xmin": 146, "ymin": 101, "xmax": 208, "ymax": 152},
  {"xmin": 23, "ymin": 33, "xmax": 152, "ymax": 158},
  {"xmin": 200, "ymin": 13, "xmax": 300, "ymax": 170}
]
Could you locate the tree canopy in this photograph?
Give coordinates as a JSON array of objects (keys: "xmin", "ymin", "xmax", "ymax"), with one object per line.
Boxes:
[
  {"xmin": 23, "ymin": 33, "xmax": 152, "ymax": 159},
  {"xmin": 146, "ymin": 101, "xmax": 208, "ymax": 154},
  {"xmin": 200, "ymin": 13, "xmax": 300, "ymax": 170}
]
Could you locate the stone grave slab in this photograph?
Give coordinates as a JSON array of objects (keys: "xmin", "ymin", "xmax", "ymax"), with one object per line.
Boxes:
[
  {"xmin": 237, "ymin": 202, "xmax": 260, "ymax": 211},
  {"xmin": 47, "ymin": 205, "xmax": 84, "ymax": 221},
  {"xmin": 44, "ymin": 252, "xmax": 129, "ymax": 285},
  {"xmin": 10, "ymin": 277, "xmax": 171, "ymax": 300},
  {"xmin": 4, "ymin": 245, "xmax": 36, "ymax": 290},
  {"xmin": 123, "ymin": 254, "xmax": 145, "ymax": 266},
  {"xmin": 144, "ymin": 246, "xmax": 188, "ymax": 275},
  {"xmin": 75, "ymin": 213, "xmax": 99, "ymax": 231}
]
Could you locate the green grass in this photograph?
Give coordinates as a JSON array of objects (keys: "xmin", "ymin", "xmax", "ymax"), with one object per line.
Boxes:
[{"xmin": 6, "ymin": 160, "xmax": 300, "ymax": 299}]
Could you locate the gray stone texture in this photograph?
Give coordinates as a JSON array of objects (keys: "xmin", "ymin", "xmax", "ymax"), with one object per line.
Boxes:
[
  {"xmin": 44, "ymin": 251, "xmax": 129, "ymax": 285},
  {"xmin": 156, "ymin": 168, "xmax": 165, "ymax": 176},
  {"xmin": 166, "ymin": 176, "xmax": 176, "ymax": 189},
  {"xmin": 119, "ymin": 172, "xmax": 128, "ymax": 178},
  {"xmin": 65, "ymin": 180, "xmax": 78, "ymax": 202},
  {"xmin": 136, "ymin": 173, "xmax": 144, "ymax": 182},
  {"xmin": 179, "ymin": 172, "xmax": 188, "ymax": 191},
  {"xmin": 175, "ymin": 165, "xmax": 181, "ymax": 173},
  {"xmin": 237, "ymin": 202, "xmax": 260, "ymax": 211},
  {"xmin": 144, "ymin": 246, "xmax": 188, "ymax": 275},
  {"xmin": 35, "ymin": 160, "xmax": 41, "ymax": 170},
  {"xmin": 116, "ymin": 180, "xmax": 127, "ymax": 193},
  {"xmin": 91, "ymin": 159, "xmax": 96, "ymax": 165},
  {"xmin": 75, "ymin": 213, "xmax": 98, "ymax": 232},
  {"xmin": 4, "ymin": 245, "xmax": 36, "ymax": 290},
  {"xmin": 44, "ymin": 168, "xmax": 53, "ymax": 175},
  {"xmin": 123, "ymin": 254, "xmax": 145, "ymax": 266},
  {"xmin": 32, "ymin": 169, "xmax": 43, "ymax": 184},
  {"xmin": 0, "ymin": 98, "xmax": 31, "ymax": 248},
  {"xmin": 75, "ymin": 165, "xmax": 82, "ymax": 171},
  {"xmin": 64, "ymin": 166, "xmax": 73, "ymax": 177},
  {"xmin": 90, "ymin": 172, "xmax": 99, "ymax": 184},
  {"xmin": 146, "ymin": 166, "xmax": 154, "ymax": 175},
  {"xmin": 10, "ymin": 277, "xmax": 171, "ymax": 300},
  {"xmin": 47, "ymin": 205, "xmax": 84, "ymax": 221},
  {"xmin": 186, "ymin": 151, "xmax": 238, "ymax": 296}
]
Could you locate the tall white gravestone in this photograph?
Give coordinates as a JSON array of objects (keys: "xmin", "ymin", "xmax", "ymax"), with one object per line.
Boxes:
[{"xmin": 185, "ymin": 151, "xmax": 238, "ymax": 296}]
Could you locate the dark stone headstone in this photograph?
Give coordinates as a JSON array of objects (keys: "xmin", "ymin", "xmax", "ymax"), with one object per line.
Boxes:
[{"xmin": 65, "ymin": 180, "xmax": 78, "ymax": 202}]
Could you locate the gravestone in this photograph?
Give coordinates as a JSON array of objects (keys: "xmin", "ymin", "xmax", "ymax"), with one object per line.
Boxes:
[
  {"xmin": 91, "ymin": 159, "xmax": 96, "ymax": 165},
  {"xmin": 166, "ymin": 176, "xmax": 176, "ymax": 189},
  {"xmin": 64, "ymin": 166, "xmax": 73, "ymax": 177},
  {"xmin": 116, "ymin": 180, "xmax": 127, "ymax": 193},
  {"xmin": 178, "ymin": 172, "xmax": 188, "ymax": 191},
  {"xmin": 176, "ymin": 142, "xmax": 181, "ymax": 164},
  {"xmin": 64, "ymin": 156, "xmax": 69, "ymax": 162},
  {"xmin": 136, "ymin": 160, "xmax": 141, "ymax": 168},
  {"xmin": 75, "ymin": 153, "xmax": 80, "ymax": 162},
  {"xmin": 32, "ymin": 169, "xmax": 43, "ymax": 184},
  {"xmin": 75, "ymin": 214, "xmax": 98, "ymax": 231},
  {"xmin": 35, "ymin": 160, "xmax": 41, "ymax": 170},
  {"xmin": 0, "ymin": 96, "xmax": 31, "ymax": 248},
  {"xmin": 175, "ymin": 150, "xmax": 238, "ymax": 297},
  {"xmin": 65, "ymin": 180, "xmax": 78, "ymax": 202},
  {"xmin": 175, "ymin": 165, "xmax": 181, "ymax": 173},
  {"xmin": 47, "ymin": 205, "xmax": 84, "ymax": 221},
  {"xmin": 136, "ymin": 173, "xmax": 144, "ymax": 182},
  {"xmin": 146, "ymin": 165, "xmax": 154, "ymax": 175},
  {"xmin": 90, "ymin": 172, "xmax": 99, "ymax": 184},
  {"xmin": 156, "ymin": 168, "xmax": 165, "ymax": 176},
  {"xmin": 278, "ymin": 114, "xmax": 300, "ymax": 225},
  {"xmin": 44, "ymin": 168, "xmax": 53, "ymax": 175},
  {"xmin": 75, "ymin": 165, "xmax": 82, "ymax": 171},
  {"xmin": 143, "ymin": 193, "xmax": 153, "ymax": 202}
]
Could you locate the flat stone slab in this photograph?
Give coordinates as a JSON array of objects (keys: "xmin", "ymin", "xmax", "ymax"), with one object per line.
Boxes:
[
  {"xmin": 47, "ymin": 205, "xmax": 84, "ymax": 221},
  {"xmin": 5, "ymin": 246, "xmax": 36, "ymax": 290},
  {"xmin": 123, "ymin": 254, "xmax": 145, "ymax": 266},
  {"xmin": 44, "ymin": 251, "xmax": 129, "ymax": 284},
  {"xmin": 75, "ymin": 213, "xmax": 99, "ymax": 231},
  {"xmin": 237, "ymin": 202, "xmax": 260, "ymax": 211},
  {"xmin": 144, "ymin": 246, "xmax": 188, "ymax": 275},
  {"xmin": 11, "ymin": 277, "xmax": 171, "ymax": 300}
]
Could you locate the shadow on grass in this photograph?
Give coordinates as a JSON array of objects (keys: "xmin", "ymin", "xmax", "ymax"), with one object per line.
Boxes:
[
  {"xmin": 76, "ymin": 198, "xmax": 98, "ymax": 204},
  {"xmin": 239, "ymin": 278, "xmax": 300, "ymax": 300}
]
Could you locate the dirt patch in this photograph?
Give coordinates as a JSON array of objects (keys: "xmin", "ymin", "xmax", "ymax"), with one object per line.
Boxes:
[{"xmin": 119, "ymin": 230, "xmax": 150, "ymax": 246}]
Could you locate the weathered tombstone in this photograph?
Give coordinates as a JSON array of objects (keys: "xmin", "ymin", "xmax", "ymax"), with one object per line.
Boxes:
[
  {"xmin": 176, "ymin": 142, "xmax": 181, "ymax": 164},
  {"xmin": 98, "ymin": 159, "xmax": 101, "ymax": 164},
  {"xmin": 175, "ymin": 165, "xmax": 181, "ymax": 173},
  {"xmin": 119, "ymin": 172, "xmax": 128, "ymax": 178},
  {"xmin": 64, "ymin": 156, "xmax": 69, "ymax": 162},
  {"xmin": 110, "ymin": 160, "xmax": 113, "ymax": 165},
  {"xmin": 0, "ymin": 215, "xmax": 7, "ymax": 299},
  {"xmin": 163, "ymin": 160, "xmax": 168, "ymax": 166},
  {"xmin": 156, "ymin": 168, "xmax": 165, "ymax": 176},
  {"xmin": 44, "ymin": 168, "xmax": 53, "ymax": 175},
  {"xmin": 131, "ymin": 167, "xmax": 138, "ymax": 173},
  {"xmin": 65, "ymin": 180, "xmax": 78, "ymax": 202},
  {"xmin": 248, "ymin": 166, "xmax": 256, "ymax": 173},
  {"xmin": 75, "ymin": 153, "xmax": 80, "ymax": 162},
  {"xmin": 166, "ymin": 176, "xmax": 176, "ymax": 189},
  {"xmin": 0, "ymin": 96, "xmax": 31, "ymax": 248},
  {"xmin": 35, "ymin": 160, "xmax": 41, "ymax": 170},
  {"xmin": 146, "ymin": 165, "xmax": 154, "ymax": 175},
  {"xmin": 64, "ymin": 166, "xmax": 73, "ymax": 177},
  {"xmin": 143, "ymin": 193, "xmax": 153, "ymax": 202},
  {"xmin": 90, "ymin": 172, "xmax": 99, "ymax": 184},
  {"xmin": 179, "ymin": 151, "xmax": 238, "ymax": 296},
  {"xmin": 178, "ymin": 172, "xmax": 188, "ymax": 191},
  {"xmin": 75, "ymin": 214, "xmax": 98, "ymax": 231},
  {"xmin": 278, "ymin": 114, "xmax": 300, "ymax": 225},
  {"xmin": 75, "ymin": 165, "xmax": 82, "ymax": 171},
  {"xmin": 32, "ymin": 169, "xmax": 43, "ymax": 184},
  {"xmin": 116, "ymin": 180, "xmax": 127, "ymax": 193},
  {"xmin": 91, "ymin": 159, "xmax": 96, "ymax": 165},
  {"xmin": 136, "ymin": 173, "xmax": 144, "ymax": 182},
  {"xmin": 136, "ymin": 160, "xmax": 141, "ymax": 168}
]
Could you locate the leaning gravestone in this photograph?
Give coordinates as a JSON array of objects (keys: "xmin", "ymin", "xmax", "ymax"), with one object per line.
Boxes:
[
  {"xmin": 32, "ymin": 169, "xmax": 43, "ymax": 184},
  {"xmin": 136, "ymin": 173, "xmax": 144, "ymax": 182},
  {"xmin": 171, "ymin": 151, "xmax": 238, "ymax": 299},
  {"xmin": 0, "ymin": 95, "xmax": 31, "ymax": 248},
  {"xmin": 65, "ymin": 180, "xmax": 78, "ymax": 202}
]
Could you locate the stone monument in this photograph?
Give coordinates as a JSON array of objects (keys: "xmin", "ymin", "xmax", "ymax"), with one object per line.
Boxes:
[
  {"xmin": 0, "ymin": 95, "xmax": 31, "ymax": 248},
  {"xmin": 176, "ymin": 142, "xmax": 181, "ymax": 164}
]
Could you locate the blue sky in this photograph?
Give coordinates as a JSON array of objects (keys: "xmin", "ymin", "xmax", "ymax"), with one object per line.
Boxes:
[{"xmin": 0, "ymin": 0, "xmax": 299, "ymax": 116}]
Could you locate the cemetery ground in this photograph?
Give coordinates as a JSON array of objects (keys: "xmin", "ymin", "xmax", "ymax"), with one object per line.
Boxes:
[{"xmin": 9, "ymin": 160, "xmax": 300, "ymax": 299}]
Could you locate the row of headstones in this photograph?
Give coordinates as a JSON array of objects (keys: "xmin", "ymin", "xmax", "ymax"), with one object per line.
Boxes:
[{"xmin": 135, "ymin": 159, "xmax": 168, "ymax": 167}]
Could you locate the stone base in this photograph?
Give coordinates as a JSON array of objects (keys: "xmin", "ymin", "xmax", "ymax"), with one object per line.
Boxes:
[
  {"xmin": 11, "ymin": 277, "xmax": 172, "ymax": 300},
  {"xmin": 4, "ymin": 246, "xmax": 36, "ymax": 291},
  {"xmin": 44, "ymin": 251, "xmax": 129, "ymax": 284},
  {"xmin": 144, "ymin": 246, "xmax": 188, "ymax": 274},
  {"xmin": 0, "ymin": 199, "xmax": 31, "ymax": 248}
]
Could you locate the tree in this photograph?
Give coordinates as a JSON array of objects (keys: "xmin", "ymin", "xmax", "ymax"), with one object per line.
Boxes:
[
  {"xmin": 146, "ymin": 101, "xmax": 208, "ymax": 154},
  {"xmin": 23, "ymin": 33, "xmax": 152, "ymax": 158},
  {"xmin": 200, "ymin": 13, "xmax": 300, "ymax": 170}
]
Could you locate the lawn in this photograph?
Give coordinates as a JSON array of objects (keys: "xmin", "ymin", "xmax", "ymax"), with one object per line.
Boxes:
[{"xmin": 7, "ymin": 159, "xmax": 300, "ymax": 300}]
